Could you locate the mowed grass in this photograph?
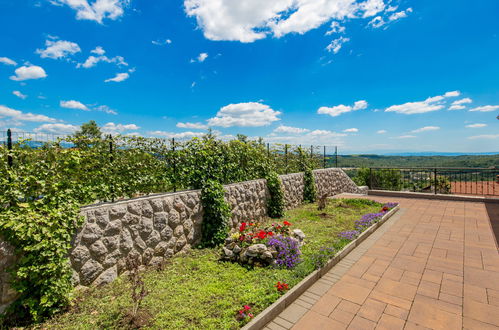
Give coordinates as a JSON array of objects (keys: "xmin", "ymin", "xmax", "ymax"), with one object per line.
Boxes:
[{"xmin": 37, "ymin": 198, "xmax": 382, "ymax": 330}]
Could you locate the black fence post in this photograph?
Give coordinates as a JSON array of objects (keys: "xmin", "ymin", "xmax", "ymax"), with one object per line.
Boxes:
[
  {"xmin": 310, "ymin": 145, "xmax": 313, "ymax": 158},
  {"xmin": 267, "ymin": 143, "xmax": 270, "ymax": 157},
  {"xmin": 335, "ymin": 146, "xmax": 338, "ymax": 168},
  {"xmin": 172, "ymin": 138, "xmax": 177, "ymax": 193},
  {"xmin": 285, "ymin": 144, "xmax": 288, "ymax": 174},
  {"xmin": 323, "ymin": 145, "xmax": 326, "ymax": 168},
  {"xmin": 109, "ymin": 134, "xmax": 114, "ymax": 202},
  {"xmin": 7, "ymin": 129, "xmax": 13, "ymax": 167},
  {"xmin": 434, "ymin": 168, "xmax": 437, "ymax": 195}
]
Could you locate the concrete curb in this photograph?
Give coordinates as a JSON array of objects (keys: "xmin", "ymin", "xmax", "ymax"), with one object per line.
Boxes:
[
  {"xmin": 368, "ymin": 190, "xmax": 499, "ymax": 203},
  {"xmin": 241, "ymin": 205, "xmax": 400, "ymax": 330}
]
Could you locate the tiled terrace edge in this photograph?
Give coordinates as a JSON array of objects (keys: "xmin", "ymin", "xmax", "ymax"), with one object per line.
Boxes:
[
  {"xmin": 369, "ymin": 189, "xmax": 499, "ymax": 203},
  {"xmin": 241, "ymin": 205, "xmax": 401, "ymax": 330}
]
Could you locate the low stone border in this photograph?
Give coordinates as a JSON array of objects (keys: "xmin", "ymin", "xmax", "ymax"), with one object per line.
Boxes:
[
  {"xmin": 241, "ymin": 205, "xmax": 400, "ymax": 330},
  {"xmin": 369, "ymin": 189, "xmax": 499, "ymax": 203}
]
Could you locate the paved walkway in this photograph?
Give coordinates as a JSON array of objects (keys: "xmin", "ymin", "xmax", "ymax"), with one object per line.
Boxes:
[{"xmin": 264, "ymin": 196, "xmax": 499, "ymax": 330}]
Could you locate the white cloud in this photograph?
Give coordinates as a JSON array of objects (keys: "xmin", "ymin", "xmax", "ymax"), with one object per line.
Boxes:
[
  {"xmin": 36, "ymin": 39, "xmax": 81, "ymax": 59},
  {"xmin": 13, "ymin": 91, "xmax": 27, "ymax": 99},
  {"xmin": 469, "ymin": 105, "xmax": 499, "ymax": 112},
  {"xmin": 465, "ymin": 123, "xmax": 487, "ymax": 128},
  {"xmin": 102, "ymin": 122, "xmax": 140, "ymax": 135},
  {"xmin": 385, "ymin": 91, "xmax": 459, "ymax": 114},
  {"xmin": 207, "ymin": 102, "xmax": 281, "ymax": 127},
  {"xmin": 377, "ymin": 129, "xmax": 387, "ymax": 134},
  {"xmin": 266, "ymin": 129, "xmax": 347, "ymax": 145},
  {"xmin": 468, "ymin": 134, "xmax": 499, "ymax": 140},
  {"xmin": 60, "ymin": 100, "xmax": 89, "ymax": 111},
  {"xmin": 51, "ymin": 0, "xmax": 128, "ymax": 24},
  {"xmin": 94, "ymin": 105, "xmax": 117, "ymax": 115},
  {"xmin": 343, "ymin": 128, "xmax": 359, "ymax": 133},
  {"xmin": 274, "ymin": 125, "xmax": 310, "ymax": 134},
  {"xmin": 326, "ymin": 36, "xmax": 350, "ymax": 54},
  {"xmin": 91, "ymin": 46, "xmax": 105, "ymax": 55},
  {"xmin": 318, "ymin": 99, "xmax": 368, "ymax": 117},
  {"xmin": 184, "ymin": 0, "xmax": 387, "ymax": 43},
  {"xmin": 411, "ymin": 126, "xmax": 440, "ymax": 133},
  {"xmin": 77, "ymin": 48, "xmax": 127, "ymax": 69},
  {"xmin": 395, "ymin": 135, "xmax": 416, "ymax": 139},
  {"xmin": 193, "ymin": 52, "xmax": 208, "ymax": 62},
  {"xmin": 0, "ymin": 105, "xmax": 56, "ymax": 122},
  {"xmin": 34, "ymin": 123, "xmax": 78, "ymax": 134},
  {"xmin": 176, "ymin": 122, "xmax": 208, "ymax": 129},
  {"xmin": 10, "ymin": 65, "xmax": 47, "ymax": 81},
  {"xmin": 388, "ymin": 7, "xmax": 412, "ymax": 21},
  {"xmin": 449, "ymin": 97, "xmax": 472, "ymax": 110},
  {"xmin": 368, "ymin": 16, "xmax": 385, "ymax": 28},
  {"xmin": 152, "ymin": 39, "xmax": 172, "ymax": 46},
  {"xmin": 104, "ymin": 72, "xmax": 129, "ymax": 82},
  {"xmin": 325, "ymin": 21, "xmax": 346, "ymax": 35},
  {"xmin": 0, "ymin": 57, "xmax": 17, "ymax": 66},
  {"xmin": 149, "ymin": 130, "xmax": 202, "ymax": 139}
]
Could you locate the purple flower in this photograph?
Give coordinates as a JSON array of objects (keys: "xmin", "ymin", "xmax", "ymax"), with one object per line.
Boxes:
[
  {"xmin": 354, "ymin": 212, "xmax": 384, "ymax": 231},
  {"xmin": 383, "ymin": 202, "xmax": 398, "ymax": 209},
  {"xmin": 338, "ymin": 230, "xmax": 359, "ymax": 240},
  {"xmin": 267, "ymin": 235, "xmax": 302, "ymax": 269}
]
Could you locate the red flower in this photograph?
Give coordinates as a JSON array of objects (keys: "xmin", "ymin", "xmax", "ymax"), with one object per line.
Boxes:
[
  {"xmin": 283, "ymin": 221, "xmax": 291, "ymax": 226},
  {"xmin": 267, "ymin": 231, "xmax": 274, "ymax": 236},
  {"xmin": 239, "ymin": 222, "xmax": 247, "ymax": 232},
  {"xmin": 275, "ymin": 281, "xmax": 289, "ymax": 291},
  {"xmin": 244, "ymin": 305, "xmax": 251, "ymax": 311},
  {"xmin": 381, "ymin": 206, "xmax": 389, "ymax": 212},
  {"xmin": 248, "ymin": 313, "xmax": 254, "ymax": 318},
  {"xmin": 239, "ymin": 235, "xmax": 245, "ymax": 241},
  {"xmin": 257, "ymin": 230, "xmax": 267, "ymax": 239}
]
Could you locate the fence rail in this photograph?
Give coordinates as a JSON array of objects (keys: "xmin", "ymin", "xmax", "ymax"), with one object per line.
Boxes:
[{"xmin": 366, "ymin": 167, "xmax": 499, "ymax": 196}]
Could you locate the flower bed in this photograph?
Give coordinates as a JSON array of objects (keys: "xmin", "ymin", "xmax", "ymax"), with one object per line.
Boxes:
[{"xmin": 221, "ymin": 221, "xmax": 305, "ymax": 267}]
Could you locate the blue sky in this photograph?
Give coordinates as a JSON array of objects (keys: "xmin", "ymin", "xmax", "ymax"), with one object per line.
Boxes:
[{"xmin": 1, "ymin": 0, "xmax": 498, "ymax": 153}]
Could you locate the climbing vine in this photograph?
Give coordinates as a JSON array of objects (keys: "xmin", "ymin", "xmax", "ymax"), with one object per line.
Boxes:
[{"xmin": 266, "ymin": 171, "xmax": 285, "ymax": 218}]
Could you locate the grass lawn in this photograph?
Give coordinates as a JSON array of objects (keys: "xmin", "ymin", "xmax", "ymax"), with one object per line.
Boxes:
[{"xmin": 36, "ymin": 198, "xmax": 384, "ymax": 330}]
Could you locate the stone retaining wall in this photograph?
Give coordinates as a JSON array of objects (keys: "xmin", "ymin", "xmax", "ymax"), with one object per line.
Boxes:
[{"xmin": 0, "ymin": 168, "xmax": 362, "ymax": 310}]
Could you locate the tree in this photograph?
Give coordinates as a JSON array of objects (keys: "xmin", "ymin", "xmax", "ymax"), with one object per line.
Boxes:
[{"xmin": 73, "ymin": 120, "xmax": 102, "ymax": 140}]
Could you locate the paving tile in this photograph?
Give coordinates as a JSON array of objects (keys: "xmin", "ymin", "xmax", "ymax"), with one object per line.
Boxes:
[
  {"xmin": 311, "ymin": 294, "xmax": 341, "ymax": 317},
  {"xmin": 440, "ymin": 278, "xmax": 463, "ymax": 297},
  {"xmin": 383, "ymin": 304, "xmax": 409, "ymax": 320},
  {"xmin": 375, "ymin": 313, "xmax": 406, "ymax": 329},
  {"xmin": 279, "ymin": 303, "xmax": 309, "ymax": 324},
  {"xmin": 408, "ymin": 298, "xmax": 462, "ymax": 329},
  {"xmin": 347, "ymin": 315, "xmax": 376, "ymax": 329},
  {"xmin": 274, "ymin": 316, "xmax": 294, "ymax": 329},
  {"xmin": 329, "ymin": 281, "xmax": 372, "ymax": 305},
  {"xmin": 336, "ymin": 300, "xmax": 361, "ymax": 314},
  {"xmin": 329, "ymin": 308, "xmax": 355, "ymax": 325},
  {"xmin": 463, "ymin": 317, "xmax": 499, "ymax": 330},
  {"xmin": 463, "ymin": 299, "xmax": 499, "ymax": 327},
  {"xmin": 374, "ymin": 278, "xmax": 418, "ymax": 301},
  {"xmin": 438, "ymin": 292, "xmax": 462, "ymax": 306},
  {"xmin": 293, "ymin": 310, "xmax": 345, "ymax": 330},
  {"xmin": 357, "ymin": 298, "xmax": 386, "ymax": 322},
  {"xmin": 417, "ymin": 280, "xmax": 440, "ymax": 299}
]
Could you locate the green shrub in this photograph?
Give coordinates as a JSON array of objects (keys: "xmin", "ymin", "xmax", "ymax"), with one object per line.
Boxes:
[
  {"xmin": 200, "ymin": 179, "xmax": 231, "ymax": 247},
  {"xmin": 303, "ymin": 167, "xmax": 317, "ymax": 203},
  {"xmin": 266, "ymin": 172, "xmax": 285, "ymax": 218}
]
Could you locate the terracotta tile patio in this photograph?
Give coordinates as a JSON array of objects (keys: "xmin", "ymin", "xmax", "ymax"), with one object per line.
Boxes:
[{"xmin": 264, "ymin": 195, "xmax": 499, "ymax": 330}]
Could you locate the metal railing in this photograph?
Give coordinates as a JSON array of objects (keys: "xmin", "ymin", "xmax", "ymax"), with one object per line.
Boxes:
[{"xmin": 367, "ymin": 167, "xmax": 499, "ymax": 196}]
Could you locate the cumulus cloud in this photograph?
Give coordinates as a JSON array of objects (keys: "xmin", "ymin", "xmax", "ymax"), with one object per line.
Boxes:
[
  {"xmin": 77, "ymin": 47, "xmax": 127, "ymax": 69},
  {"xmin": 0, "ymin": 105, "xmax": 56, "ymax": 122},
  {"xmin": 388, "ymin": 7, "xmax": 412, "ymax": 21},
  {"xmin": 102, "ymin": 122, "xmax": 140, "ymax": 135},
  {"xmin": 184, "ymin": 0, "xmax": 387, "ymax": 43},
  {"xmin": 94, "ymin": 105, "xmax": 117, "ymax": 115},
  {"xmin": 149, "ymin": 130, "xmax": 203, "ymax": 139},
  {"xmin": 317, "ymin": 100, "xmax": 368, "ymax": 117},
  {"xmin": 343, "ymin": 128, "xmax": 359, "ymax": 133},
  {"xmin": 10, "ymin": 65, "xmax": 47, "ymax": 81},
  {"xmin": 377, "ymin": 129, "xmax": 387, "ymax": 134},
  {"xmin": 36, "ymin": 39, "xmax": 81, "ymax": 59},
  {"xmin": 207, "ymin": 102, "xmax": 281, "ymax": 127},
  {"xmin": 469, "ymin": 105, "xmax": 499, "ymax": 112},
  {"xmin": 104, "ymin": 72, "xmax": 129, "ymax": 82},
  {"xmin": 385, "ymin": 91, "xmax": 459, "ymax": 114},
  {"xmin": 368, "ymin": 6, "xmax": 412, "ymax": 28},
  {"xmin": 449, "ymin": 97, "xmax": 472, "ymax": 110},
  {"xmin": 325, "ymin": 21, "xmax": 346, "ymax": 35},
  {"xmin": 13, "ymin": 91, "xmax": 27, "ymax": 99},
  {"xmin": 34, "ymin": 123, "xmax": 78, "ymax": 134},
  {"xmin": 274, "ymin": 125, "xmax": 310, "ymax": 134},
  {"xmin": 50, "ymin": 0, "xmax": 128, "ymax": 24},
  {"xmin": 0, "ymin": 57, "xmax": 17, "ymax": 66},
  {"xmin": 326, "ymin": 36, "xmax": 350, "ymax": 54},
  {"xmin": 60, "ymin": 100, "xmax": 89, "ymax": 111},
  {"xmin": 266, "ymin": 129, "xmax": 347, "ymax": 145},
  {"xmin": 411, "ymin": 126, "xmax": 440, "ymax": 133},
  {"xmin": 466, "ymin": 123, "xmax": 487, "ymax": 128},
  {"xmin": 176, "ymin": 122, "xmax": 208, "ymax": 129},
  {"xmin": 468, "ymin": 134, "xmax": 499, "ymax": 140}
]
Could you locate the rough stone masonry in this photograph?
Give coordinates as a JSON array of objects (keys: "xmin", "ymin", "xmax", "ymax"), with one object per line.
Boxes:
[{"xmin": 0, "ymin": 168, "xmax": 363, "ymax": 312}]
